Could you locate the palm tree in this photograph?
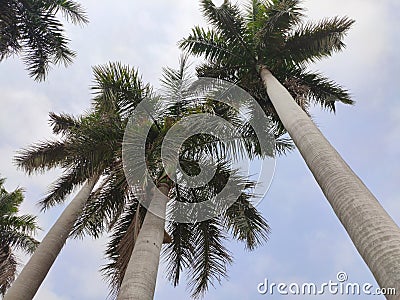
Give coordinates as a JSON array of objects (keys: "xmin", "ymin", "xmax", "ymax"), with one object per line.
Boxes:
[
  {"xmin": 103, "ymin": 56, "xmax": 281, "ymax": 299},
  {"xmin": 0, "ymin": 177, "xmax": 39, "ymax": 296},
  {"xmin": 4, "ymin": 63, "xmax": 151, "ymax": 300},
  {"xmin": 179, "ymin": 0, "xmax": 400, "ymax": 293},
  {"xmin": 0, "ymin": 0, "xmax": 88, "ymax": 81}
]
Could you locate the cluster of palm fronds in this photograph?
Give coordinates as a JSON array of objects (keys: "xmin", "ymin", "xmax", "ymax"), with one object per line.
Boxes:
[
  {"xmin": 0, "ymin": 0, "xmax": 88, "ymax": 80},
  {"xmin": 180, "ymin": 0, "xmax": 353, "ymax": 133},
  {"xmin": 0, "ymin": 178, "xmax": 39, "ymax": 296}
]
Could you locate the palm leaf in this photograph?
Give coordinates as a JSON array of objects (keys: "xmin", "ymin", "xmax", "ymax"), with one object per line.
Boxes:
[
  {"xmin": 187, "ymin": 218, "xmax": 232, "ymax": 299},
  {"xmin": 283, "ymin": 16, "xmax": 355, "ymax": 64}
]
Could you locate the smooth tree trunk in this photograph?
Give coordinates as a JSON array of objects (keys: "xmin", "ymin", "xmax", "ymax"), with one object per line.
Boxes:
[
  {"xmin": 117, "ymin": 183, "xmax": 170, "ymax": 300},
  {"xmin": 4, "ymin": 176, "xmax": 99, "ymax": 300},
  {"xmin": 259, "ymin": 66, "xmax": 400, "ymax": 297}
]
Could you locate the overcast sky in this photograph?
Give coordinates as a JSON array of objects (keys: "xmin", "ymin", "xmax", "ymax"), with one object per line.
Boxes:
[{"xmin": 1, "ymin": 0, "xmax": 399, "ymax": 299}]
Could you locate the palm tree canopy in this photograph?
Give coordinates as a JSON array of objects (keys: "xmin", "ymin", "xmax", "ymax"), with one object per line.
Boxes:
[
  {"xmin": 179, "ymin": 0, "xmax": 355, "ymax": 131},
  {"xmin": 0, "ymin": 0, "xmax": 88, "ymax": 81},
  {"xmin": 101, "ymin": 57, "xmax": 276, "ymax": 299},
  {"xmin": 14, "ymin": 63, "xmax": 151, "ymax": 240},
  {"xmin": 0, "ymin": 177, "xmax": 40, "ymax": 295}
]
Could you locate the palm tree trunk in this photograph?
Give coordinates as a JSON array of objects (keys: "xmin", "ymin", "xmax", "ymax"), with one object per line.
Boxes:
[
  {"xmin": 259, "ymin": 66, "xmax": 400, "ymax": 296},
  {"xmin": 4, "ymin": 175, "xmax": 99, "ymax": 300},
  {"xmin": 117, "ymin": 183, "xmax": 170, "ymax": 300}
]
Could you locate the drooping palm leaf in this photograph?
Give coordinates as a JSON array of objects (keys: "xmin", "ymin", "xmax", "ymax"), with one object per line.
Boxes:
[{"xmin": 0, "ymin": 0, "xmax": 88, "ymax": 80}]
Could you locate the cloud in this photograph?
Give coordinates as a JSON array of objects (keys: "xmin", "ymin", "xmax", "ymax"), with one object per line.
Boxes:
[
  {"xmin": 0, "ymin": 89, "xmax": 53, "ymax": 146},
  {"xmin": 34, "ymin": 287, "xmax": 69, "ymax": 300}
]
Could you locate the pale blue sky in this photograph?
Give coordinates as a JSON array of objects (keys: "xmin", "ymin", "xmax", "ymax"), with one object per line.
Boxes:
[{"xmin": 0, "ymin": 1, "xmax": 399, "ymax": 299}]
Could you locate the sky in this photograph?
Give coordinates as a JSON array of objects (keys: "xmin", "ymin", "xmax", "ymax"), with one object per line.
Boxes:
[{"xmin": 0, "ymin": 0, "xmax": 399, "ymax": 299}]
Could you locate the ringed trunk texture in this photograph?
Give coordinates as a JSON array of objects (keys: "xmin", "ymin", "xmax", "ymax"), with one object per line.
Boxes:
[
  {"xmin": 117, "ymin": 183, "xmax": 170, "ymax": 300},
  {"xmin": 259, "ymin": 66, "xmax": 400, "ymax": 297},
  {"xmin": 4, "ymin": 176, "xmax": 98, "ymax": 300}
]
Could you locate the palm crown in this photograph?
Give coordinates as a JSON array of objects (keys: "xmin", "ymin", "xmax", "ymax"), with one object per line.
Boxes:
[
  {"xmin": 179, "ymin": 0, "xmax": 355, "ymax": 132},
  {"xmin": 15, "ymin": 63, "xmax": 151, "ymax": 237}
]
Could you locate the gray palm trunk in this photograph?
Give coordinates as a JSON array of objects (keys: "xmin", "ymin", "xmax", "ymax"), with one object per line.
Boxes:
[
  {"xmin": 117, "ymin": 183, "xmax": 170, "ymax": 300},
  {"xmin": 259, "ymin": 66, "xmax": 400, "ymax": 296},
  {"xmin": 4, "ymin": 176, "xmax": 99, "ymax": 300}
]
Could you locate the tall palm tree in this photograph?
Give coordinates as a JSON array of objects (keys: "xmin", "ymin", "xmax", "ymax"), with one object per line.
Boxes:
[
  {"xmin": 0, "ymin": 177, "xmax": 39, "ymax": 296},
  {"xmin": 0, "ymin": 0, "xmax": 88, "ymax": 81},
  {"xmin": 179, "ymin": 0, "xmax": 400, "ymax": 294},
  {"xmin": 103, "ymin": 56, "xmax": 281, "ymax": 299},
  {"xmin": 4, "ymin": 63, "xmax": 151, "ymax": 300}
]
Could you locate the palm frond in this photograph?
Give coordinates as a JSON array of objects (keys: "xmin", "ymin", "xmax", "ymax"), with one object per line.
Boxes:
[
  {"xmin": 178, "ymin": 26, "xmax": 242, "ymax": 63},
  {"xmin": 46, "ymin": 0, "xmax": 89, "ymax": 25},
  {"xmin": 0, "ymin": 0, "xmax": 87, "ymax": 80},
  {"xmin": 101, "ymin": 201, "xmax": 146, "ymax": 300},
  {"xmin": 0, "ymin": 186, "xmax": 24, "ymax": 216},
  {"xmin": 286, "ymin": 66, "xmax": 354, "ymax": 111},
  {"xmin": 283, "ymin": 16, "xmax": 355, "ymax": 64},
  {"xmin": 187, "ymin": 218, "xmax": 232, "ymax": 299},
  {"xmin": 0, "ymin": 178, "xmax": 40, "ymax": 255},
  {"xmin": 91, "ymin": 62, "xmax": 151, "ymax": 119},
  {"xmin": 71, "ymin": 166, "xmax": 130, "ymax": 239},
  {"xmin": 163, "ymin": 222, "xmax": 194, "ymax": 286},
  {"xmin": 0, "ymin": 246, "xmax": 17, "ymax": 296},
  {"xmin": 223, "ymin": 194, "xmax": 270, "ymax": 250},
  {"xmin": 14, "ymin": 140, "xmax": 67, "ymax": 175},
  {"xmin": 255, "ymin": 0, "xmax": 304, "ymax": 34},
  {"xmin": 0, "ymin": 230, "xmax": 39, "ymax": 254},
  {"xmin": 39, "ymin": 166, "xmax": 87, "ymax": 210},
  {"xmin": 48, "ymin": 112, "xmax": 81, "ymax": 135}
]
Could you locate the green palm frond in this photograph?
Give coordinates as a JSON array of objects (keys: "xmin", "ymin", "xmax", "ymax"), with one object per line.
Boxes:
[
  {"xmin": 46, "ymin": 0, "xmax": 89, "ymax": 25},
  {"xmin": 200, "ymin": 0, "xmax": 248, "ymax": 47},
  {"xmin": 71, "ymin": 165, "xmax": 130, "ymax": 239},
  {"xmin": 179, "ymin": 26, "xmax": 244, "ymax": 64},
  {"xmin": 39, "ymin": 166, "xmax": 87, "ymax": 210},
  {"xmin": 284, "ymin": 66, "xmax": 353, "ymax": 110},
  {"xmin": 0, "ymin": 177, "xmax": 39, "ymax": 255},
  {"xmin": 0, "ymin": 245, "xmax": 17, "ymax": 296},
  {"xmin": 187, "ymin": 218, "xmax": 232, "ymax": 299},
  {"xmin": 0, "ymin": 229, "xmax": 39, "ymax": 254},
  {"xmin": 255, "ymin": 0, "xmax": 304, "ymax": 35},
  {"xmin": 223, "ymin": 193, "xmax": 270, "ymax": 250},
  {"xmin": 48, "ymin": 112, "xmax": 81, "ymax": 135},
  {"xmin": 0, "ymin": 0, "xmax": 88, "ymax": 81},
  {"xmin": 101, "ymin": 201, "xmax": 146, "ymax": 299},
  {"xmin": 283, "ymin": 17, "xmax": 355, "ymax": 64},
  {"xmin": 163, "ymin": 222, "xmax": 194, "ymax": 287},
  {"xmin": 91, "ymin": 62, "xmax": 151, "ymax": 119},
  {"xmin": 14, "ymin": 140, "xmax": 67, "ymax": 175},
  {"xmin": 0, "ymin": 184, "xmax": 23, "ymax": 215}
]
